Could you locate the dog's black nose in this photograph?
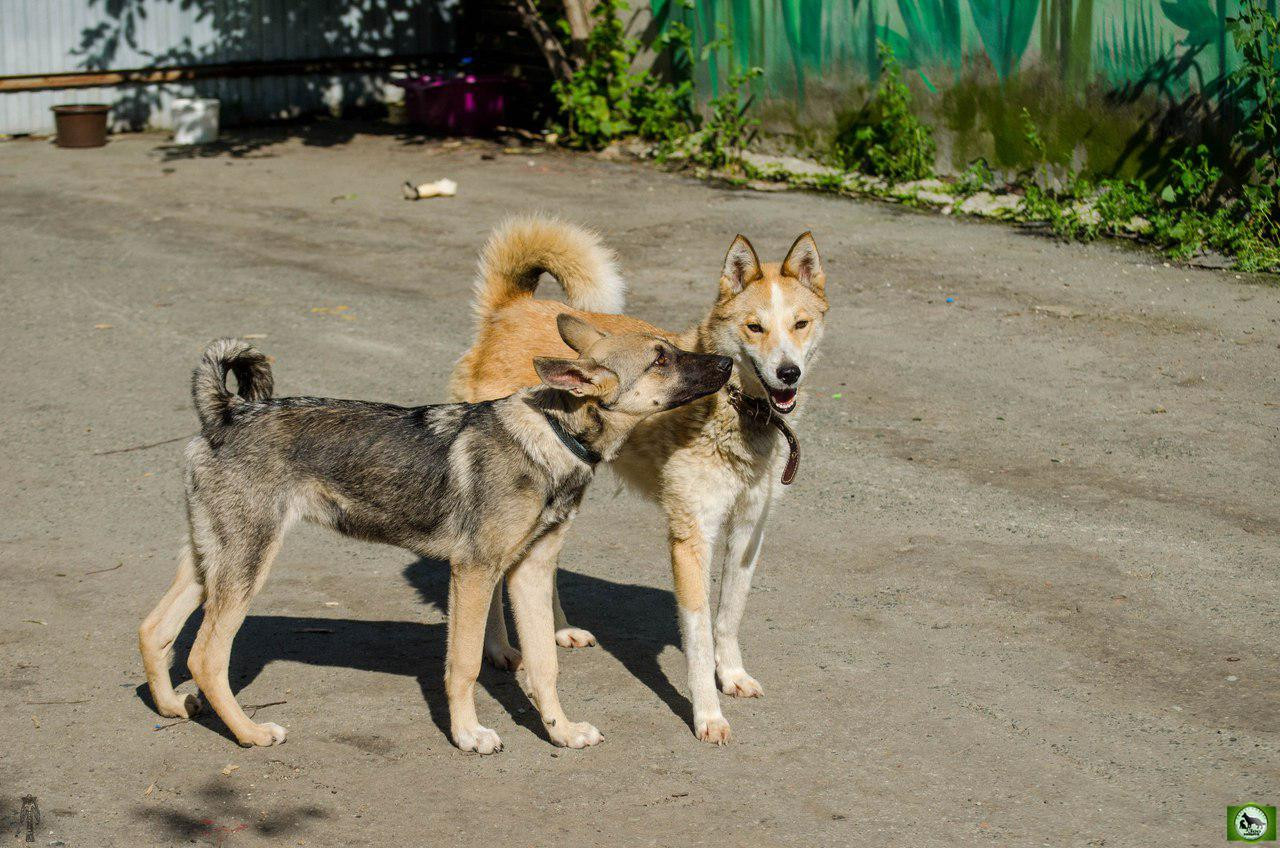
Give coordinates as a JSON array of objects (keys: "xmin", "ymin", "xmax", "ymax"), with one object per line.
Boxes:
[
  {"xmin": 715, "ymin": 355, "xmax": 733, "ymax": 374},
  {"xmin": 776, "ymin": 363, "xmax": 801, "ymax": 385}
]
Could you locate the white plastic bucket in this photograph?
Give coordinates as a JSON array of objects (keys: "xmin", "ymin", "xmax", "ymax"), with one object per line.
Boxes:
[{"xmin": 171, "ymin": 98, "xmax": 220, "ymax": 145}]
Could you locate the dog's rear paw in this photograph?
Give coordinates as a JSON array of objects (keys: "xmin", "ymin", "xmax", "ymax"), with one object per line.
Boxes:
[
  {"xmin": 238, "ymin": 721, "xmax": 287, "ymax": 747},
  {"xmin": 695, "ymin": 715, "xmax": 732, "ymax": 746},
  {"xmin": 454, "ymin": 725, "xmax": 503, "ymax": 755},
  {"xmin": 157, "ymin": 692, "xmax": 202, "ymax": 719},
  {"xmin": 555, "ymin": 627, "xmax": 597, "ymax": 649},
  {"xmin": 484, "ymin": 642, "xmax": 522, "ymax": 671},
  {"xmin": 718, "ymin": 668, "xmax": 763, "ymax": 698},
  {"xmin": 550, "ymin": 720, "xmax": 603, "ymax": 749}
]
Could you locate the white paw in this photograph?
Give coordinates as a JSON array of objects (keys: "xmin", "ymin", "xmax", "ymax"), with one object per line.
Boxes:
[
  {"xmin": 239, "ymin": 721, "xmax": 287, "ymax": 747},
  {"xmin": 718, "ymin": 668, "xmax": 763, "ymax": 698},
  {"xmin": 555, "ymin": 627, "xmax": 597, "ymax": 649},
  {"xmin": 695, "ymin": 714, "xmax": 732, "ymax": 746},
  {"xmin": 454, "ymin": 724, "xmax": 503, "ymax": 755},
  {"xmin": 484, "ymin": 641, "xmax": 523, "ymax": 671},
  {"xmin": 549, "ymin": 719, "xmax": 603, "ymax": 749}
]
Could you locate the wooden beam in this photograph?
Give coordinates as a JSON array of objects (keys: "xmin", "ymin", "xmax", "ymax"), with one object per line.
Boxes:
[{"xmin": 0, "ymin": 53, "xmax": 452, "ymax": 94}]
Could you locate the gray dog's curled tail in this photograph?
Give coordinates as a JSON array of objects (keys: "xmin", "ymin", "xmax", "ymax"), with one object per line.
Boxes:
[{"xmin": 192, "ymin": 338, "xmax": 275, "ymax": 432}]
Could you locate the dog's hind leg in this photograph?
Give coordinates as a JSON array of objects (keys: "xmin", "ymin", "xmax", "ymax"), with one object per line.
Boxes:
[
  {"xmin": 551, "ymin": 564, "xmax": 597, "ymax": 650},
  {"xmin": 483, "ymin": 582, "xmax": 523, "ymax": 671},
  {"xmin": 139, "ymin": 541, "xmax": 205, "ymax": 718},
  {"xmin": 714, "ymin": 483, "xmax": 771, "ymax": 699},
  {"xmin": 446, "ymin": 564, "xmax": 504, "ymax": 754},
  {"xmin": 508, "ymin": 529, "xmax": 602, "ymax": 749},
  {"xmin": 188, "ymin": 529, "xmax": 287, "ymax": 747}
]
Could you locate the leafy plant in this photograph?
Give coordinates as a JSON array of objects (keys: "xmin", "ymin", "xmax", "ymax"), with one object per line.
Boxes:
[
  {"xmin": 954, "ymin": 158, "xmax": 997, "ymax": 194},
  {"xmin": 551, "ymin": 0, "xmax": 697, "ymax": 149},
  {"xmin": 695, "ymin": 63, "xmax": 764, "ymax": 169},
  {"xmin": 832, "ymin": 43, "xmax": 937, "ymax": 182},
  {"xmin": 1230, "ymin": 0, "xmax": 1280, "ymax": 187}
]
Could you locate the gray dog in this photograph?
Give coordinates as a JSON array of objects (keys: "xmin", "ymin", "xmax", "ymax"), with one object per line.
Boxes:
[{"xmin": 139, "ymin": 314, "xmax": 731, "ymax": 753}]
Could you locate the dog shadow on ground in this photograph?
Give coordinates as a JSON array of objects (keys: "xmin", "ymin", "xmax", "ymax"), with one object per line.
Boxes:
[{"xmin": 140, "ymin": 557, "xmax": 688, "ymax": 748}]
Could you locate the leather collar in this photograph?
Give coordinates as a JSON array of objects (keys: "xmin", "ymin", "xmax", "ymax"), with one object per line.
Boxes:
[
  {"xmin": 726, "ymin": 384, "xmax": 801, "ymax": 485},
  {"xmin": 542, "ymin": 411, "xmax": 602, "ymax": 466}
]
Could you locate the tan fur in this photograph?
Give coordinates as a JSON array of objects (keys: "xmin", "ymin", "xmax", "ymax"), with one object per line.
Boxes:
[{"xmin": 450, "ymin": 223, "xmax": 829, "ymax": 744}]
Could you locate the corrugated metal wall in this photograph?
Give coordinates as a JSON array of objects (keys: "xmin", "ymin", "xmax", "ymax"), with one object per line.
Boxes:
[{"xmin": 0, "ymin": 0, "xmax": 459, "ymax": 135}]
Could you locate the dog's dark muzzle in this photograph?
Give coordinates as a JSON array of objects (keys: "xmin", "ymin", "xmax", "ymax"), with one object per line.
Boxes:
[{"xmin": 666, "ymin": 352, "xmax": 733, "ymax": 409}]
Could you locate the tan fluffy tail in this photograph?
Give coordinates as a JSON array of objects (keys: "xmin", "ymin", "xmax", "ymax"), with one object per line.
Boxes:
[{"xmin": 472, "ymin": 215, "xmax": 624, "ymax": 319}]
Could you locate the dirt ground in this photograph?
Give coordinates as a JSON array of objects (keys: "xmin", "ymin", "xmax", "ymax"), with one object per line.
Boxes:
[{"xmin": 1, "ymin": 127, "xmax": 1277, "ymax": 847}]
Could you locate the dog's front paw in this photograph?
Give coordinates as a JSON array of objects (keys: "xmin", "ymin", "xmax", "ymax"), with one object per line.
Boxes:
[
  {"xmin": 237, "ymin": 721, "xmax": 287, "ymax": 747},
  {"xmin": 718, "ymin": 668, "xmax": 763, "ymax": 698},
  {"xmin": 453, "ymin": 724, "xmax": 503, "ymax": 755},
  {"xmin": 555, "ymin": 627, "xmax": 597, "ymax": 649},
  {"xmin": 484, "ymin": 641, "xmax": 522, "ymax": 671},
  {"xmin": 695, "ymin": 714, "xmax": 732, "ymax": 745},
  {"xmin": 548, "ymin": 719, "xmax": 603, "ymax": 749}
]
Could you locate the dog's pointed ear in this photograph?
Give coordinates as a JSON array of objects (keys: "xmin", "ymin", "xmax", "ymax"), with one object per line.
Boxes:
[
  {"xmin": 781, "ymin": 231, "xmax": 825, "ymax": 298},
  {"xmin": 556, "ymin": 313, "xmax": 607, "ymax": 354},
  {"xmin": 533, "ymin": 357, "xmax": 617, "ymax": 397},
  {"xmin": 719, "ymin": 234, "xmax": 763, "ymax": 299}
]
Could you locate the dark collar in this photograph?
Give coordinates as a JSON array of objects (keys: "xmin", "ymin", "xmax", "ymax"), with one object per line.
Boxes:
[
  {"xmin": 725, "ymin": 384, "xmax": 801, "ymax": 485},
  {"xmin": 542, "ymin": 411, "xmax": 602, "ymax": 466}
]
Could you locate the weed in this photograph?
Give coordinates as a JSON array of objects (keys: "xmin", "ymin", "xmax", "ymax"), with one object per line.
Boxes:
[
  {"xmin": 551, "ymin": 0, "xmax": 697, "ymax": 149},
  {"xmin": 954, "ymin": 158, "xmax": 996, "ymax": 195},
  {"xmin": 832, "ymin": 43, "xmax": 936, "ymax": 183}
]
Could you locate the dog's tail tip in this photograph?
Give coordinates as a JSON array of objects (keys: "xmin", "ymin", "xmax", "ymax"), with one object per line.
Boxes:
[
  {"xmin": 472, "ymin": 214, "xmax": 625, "ymax": 318},
  {"xmin": 192, "ymin": 338, "xmax": 274, "ymax": 432}
]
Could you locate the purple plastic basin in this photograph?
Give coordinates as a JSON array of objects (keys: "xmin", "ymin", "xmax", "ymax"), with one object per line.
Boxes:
[{"xmin": 394, "ymin": 75, "xmax": 516, "ymax": 136}]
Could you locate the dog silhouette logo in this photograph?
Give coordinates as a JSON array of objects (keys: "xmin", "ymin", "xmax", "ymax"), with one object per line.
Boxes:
[{"xmin": 1229, "ymin": 804, "xmax": 1276, "ymax": 842}]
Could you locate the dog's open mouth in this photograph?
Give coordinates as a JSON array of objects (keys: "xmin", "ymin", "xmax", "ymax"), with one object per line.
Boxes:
[
  {"xmin": 750, "ymin": 362, "xmax": 798, "ymax": 414},
  {"xmin": 767, "ymin": 387, "xmax": 797, "ymax": 413}
]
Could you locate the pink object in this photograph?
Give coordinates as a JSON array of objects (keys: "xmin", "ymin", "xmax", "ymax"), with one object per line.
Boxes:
[{"xmin": 394, "ymin": 75, "xmax": 516, "ymax": 135}]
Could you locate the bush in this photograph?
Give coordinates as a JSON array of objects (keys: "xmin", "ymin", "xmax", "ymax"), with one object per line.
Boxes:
[{"xmin": 832, "ymin": 43, "xmax": 936, "ymax": 183}]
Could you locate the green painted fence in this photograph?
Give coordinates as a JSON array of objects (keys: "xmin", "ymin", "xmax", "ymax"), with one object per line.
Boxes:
[{"xmin": 649, "ymin": 0, "xmax": 1276, "ymax": 176}]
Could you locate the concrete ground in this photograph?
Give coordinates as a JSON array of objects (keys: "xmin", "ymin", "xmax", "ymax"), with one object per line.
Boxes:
[{"xmin": 1, "ymin": 126, "xmax": 1276, "ymax": 847}]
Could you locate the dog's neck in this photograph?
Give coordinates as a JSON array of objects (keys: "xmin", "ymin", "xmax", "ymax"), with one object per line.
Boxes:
[{"xmin": 527, "ymin": 388, "xmax": 636, "ymax": 464}]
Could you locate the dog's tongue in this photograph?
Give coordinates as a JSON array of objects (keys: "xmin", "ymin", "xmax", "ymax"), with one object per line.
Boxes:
[{"xmin": 769, "ymin": 387, "xmax": 797, "ymax": 410}]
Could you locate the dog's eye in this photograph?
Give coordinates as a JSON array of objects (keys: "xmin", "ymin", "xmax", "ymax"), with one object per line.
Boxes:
[
  {"xmin": 651, "ymin": 349, "xmax": 668, "ymax": 368},
  {"xmin": 746, "ymin": 323, "xmax": 764, "ymax": 334},
  {"xmin": 794, "ymin": 319, "xmax": 810, "ymax": 330}
]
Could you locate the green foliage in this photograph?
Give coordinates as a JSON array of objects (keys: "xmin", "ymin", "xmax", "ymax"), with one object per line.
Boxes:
[
  {"xmin": 833, "ymin": 43, "xmax": 937, "ymax": 182},
  {"xmin": 1017, "ymin": 140, "xmax": 1280, "ymax": 271},
  {"xmin": 1231, "ymin": 0, "xmax": 1280, "ymax": 187},
  {"xmin": 695, "ymin": 63, "xmax": 764, "ymax": 169},
  {"xmin": 954, "ymin": 158, "xmax": 996, "ymax": 194},
  {"xmin": 551, "ymin": 0, "xmax": 697, "ymax": 149}
]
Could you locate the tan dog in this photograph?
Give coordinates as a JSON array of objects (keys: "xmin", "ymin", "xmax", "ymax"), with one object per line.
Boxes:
[{"xmin": 451, "ymin": 217, "xmax": 828, "ymax": 743}]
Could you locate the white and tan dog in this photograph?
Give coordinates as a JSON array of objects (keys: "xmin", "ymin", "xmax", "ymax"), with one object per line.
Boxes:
[{"xmin": 450, "ymin": 217, "xmax": 828, "ymax": 743}]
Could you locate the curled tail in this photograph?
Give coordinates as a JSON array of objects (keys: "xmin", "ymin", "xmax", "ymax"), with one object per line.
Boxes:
[
  {"xmin": 472, "ymin": 215, "xmax": 625, "ymax": 319},
  {"xmin": 192, "ymin": 338, "xmax": 274, "ymax": 432}
]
